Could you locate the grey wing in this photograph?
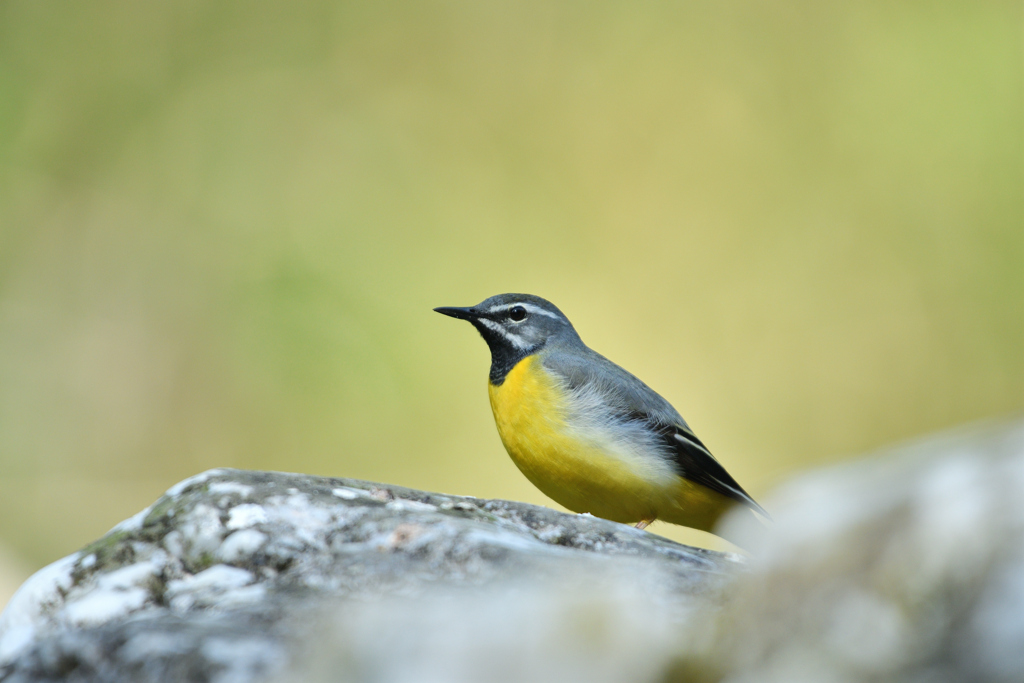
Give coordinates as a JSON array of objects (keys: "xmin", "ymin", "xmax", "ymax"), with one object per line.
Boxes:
[
  {"xmin": 542, "ymin": 348, "xmax": 769, "ymax": 518},
  {"xmin": 542, "ymin": 347, "xmax": 691, "ymax": 427}
]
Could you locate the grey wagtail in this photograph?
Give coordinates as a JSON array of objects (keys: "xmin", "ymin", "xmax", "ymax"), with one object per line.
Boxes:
[{"xmin": 435, "ymin": 293, "xmax": 767, "ymax": 536}]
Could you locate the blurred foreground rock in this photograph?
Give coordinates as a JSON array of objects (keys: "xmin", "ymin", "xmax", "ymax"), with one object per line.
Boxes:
[
  {"xmin": 697, "ymin": 419, "xmax": 1024, "ymax": 683},
  {"xmin": 1, "ymin": 419, "xmax": 1023, "ymax": 683}
]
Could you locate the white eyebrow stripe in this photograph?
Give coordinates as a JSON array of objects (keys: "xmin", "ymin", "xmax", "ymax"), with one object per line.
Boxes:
[
  {"xmin": 520, "ymin": 303, "xmax": 562, "ymax": 320},
  {"xmin": 485, "ymin": 302, "xmax": 563, "ymax": 320},
  {"xmin": 476, "ymin": 318, "xmax": 531, "ymax": 350}
]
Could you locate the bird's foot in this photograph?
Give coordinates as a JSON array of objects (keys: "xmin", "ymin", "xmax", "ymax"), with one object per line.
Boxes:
[{"xmin": 635, "ymin": 518, "xmax": 655, "ymax": 530}]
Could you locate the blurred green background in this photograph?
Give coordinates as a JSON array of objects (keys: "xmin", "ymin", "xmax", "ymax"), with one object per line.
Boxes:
[{"xmin": 0, "ymin": 0, "xmax": 1020, "ymax": 599}]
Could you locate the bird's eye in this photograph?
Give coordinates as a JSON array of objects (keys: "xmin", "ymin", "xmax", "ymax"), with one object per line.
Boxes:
[{"xmin": 509, "ymin": 305, "xmax": 527, "ymax": 322}]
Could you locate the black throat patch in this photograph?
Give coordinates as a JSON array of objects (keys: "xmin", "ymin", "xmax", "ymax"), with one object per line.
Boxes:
[{"xmin": 471, "ymin": 321, "xmax": 540, "ymax": 386}]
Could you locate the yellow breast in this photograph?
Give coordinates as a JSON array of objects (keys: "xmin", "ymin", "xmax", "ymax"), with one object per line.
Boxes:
[{"xmin": 487, "ymin": 355, "xmax": 736, "ymax": 530}]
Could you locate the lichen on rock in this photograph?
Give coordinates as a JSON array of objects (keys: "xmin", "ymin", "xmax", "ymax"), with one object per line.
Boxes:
[{"xmin": 0, "ymin": 468, "xmax": 733, "ymax": 683}]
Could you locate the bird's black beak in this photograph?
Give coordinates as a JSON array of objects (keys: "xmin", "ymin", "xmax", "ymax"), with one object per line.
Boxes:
[{"xmin": 433, "ymin": 306, "xmax": 478, "ymax": 321}]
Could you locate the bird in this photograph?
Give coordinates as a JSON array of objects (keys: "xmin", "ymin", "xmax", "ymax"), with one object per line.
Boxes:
[{"xmin": 434, "ymin": 293, "xmax": 767, "ymax": 537}]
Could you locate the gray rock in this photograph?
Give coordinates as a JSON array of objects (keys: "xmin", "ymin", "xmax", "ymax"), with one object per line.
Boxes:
[
  {"xmin": 4, "ymin": 419, "xmax": 1024, "ymax": 683},
  {"xmin": 689, "ymin": 418, "xmax": 1024, "ymax": 683},
  {"xmin": 0, "ymin": 469, "xmax": 735, "ymax": 683}
]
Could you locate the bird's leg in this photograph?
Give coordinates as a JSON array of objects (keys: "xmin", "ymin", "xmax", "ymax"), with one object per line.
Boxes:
[{"xmin": 635, "ymin": 518, "xmax": 655, "ymax": 530}]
